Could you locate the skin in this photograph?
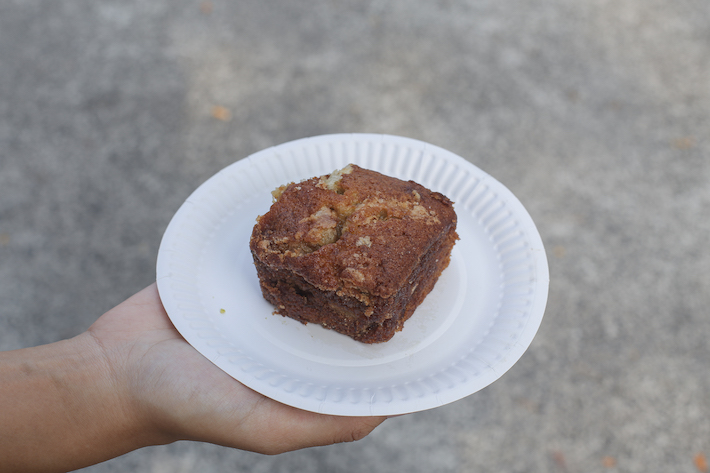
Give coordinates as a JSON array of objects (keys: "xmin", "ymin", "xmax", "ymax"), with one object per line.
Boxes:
[{"xmin": 0, "ymin": 284, "xmax": 386, "ymax": 473}]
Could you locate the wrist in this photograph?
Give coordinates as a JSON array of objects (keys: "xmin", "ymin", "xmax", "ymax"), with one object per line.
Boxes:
[
  {"xmin": 0, "ymin": 333, "xmax": 156, "ymax": 472},
  {"xmin": 80, "ymin": 329, "xmax": 174, "ymax": 449}
]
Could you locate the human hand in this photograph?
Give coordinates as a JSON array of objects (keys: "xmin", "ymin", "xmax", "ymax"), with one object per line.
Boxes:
[{"xmin": 87, "ymin": 284, "xmax": 386, "ymax": 454}]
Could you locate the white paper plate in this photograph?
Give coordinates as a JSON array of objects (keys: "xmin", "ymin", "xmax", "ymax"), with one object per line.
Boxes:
[{"xmin": 156, "ymin": 134, "xmax": 548, "ymax": 416}]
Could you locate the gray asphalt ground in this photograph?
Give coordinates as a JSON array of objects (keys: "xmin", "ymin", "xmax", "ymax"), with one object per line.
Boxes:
[{"xmin": 1, "ymin": 1, "xmax": 709, "ymax": 472}]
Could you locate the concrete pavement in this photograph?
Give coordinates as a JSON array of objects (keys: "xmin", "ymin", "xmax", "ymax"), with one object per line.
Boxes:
[{"xmin": 1, "ymin": 1, "xmax": 709, "ymax": 471}]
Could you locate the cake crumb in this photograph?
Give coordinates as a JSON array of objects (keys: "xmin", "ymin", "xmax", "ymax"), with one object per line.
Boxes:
[
  {"xmin": 356, "ymin": 236, "xmax": 372, "ymax": 247},
  {"xmin": 271, "ymin": 184, "xmax": 289, "ymax": 201},
  {"xmin": 317, "ymin": 164, "xmax": 354, "ymax": 193}
]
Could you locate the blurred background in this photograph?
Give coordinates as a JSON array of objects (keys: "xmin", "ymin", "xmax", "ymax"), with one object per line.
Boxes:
[{"xmin": 1, "ymin": 0, "xmax": 709, "ymax": 471}]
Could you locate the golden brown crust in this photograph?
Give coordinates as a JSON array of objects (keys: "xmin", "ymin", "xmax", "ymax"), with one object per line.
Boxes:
[{"xmin": 250, "ymin": 164, "xmax": 458, "ymax": 343}]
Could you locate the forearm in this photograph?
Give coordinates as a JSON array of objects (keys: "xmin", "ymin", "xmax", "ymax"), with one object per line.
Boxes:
[{"xmin": 0, "ymin": 333, "xmax": 153, "ymax": 473}]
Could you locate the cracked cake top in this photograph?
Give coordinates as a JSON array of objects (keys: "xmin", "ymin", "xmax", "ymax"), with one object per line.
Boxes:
[{"xmin": 250, "ymin": 164, "xmax": 458, "ymax": 301}]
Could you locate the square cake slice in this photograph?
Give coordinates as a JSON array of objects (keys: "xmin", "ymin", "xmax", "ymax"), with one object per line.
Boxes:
[{"xmin": 249, "ymin": 164, "xmax": 458, "ymax": 343}]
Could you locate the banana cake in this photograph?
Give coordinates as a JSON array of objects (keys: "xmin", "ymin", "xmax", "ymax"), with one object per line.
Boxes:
[{"xmin": 249, "ymin": 164, "xmax": 458, "ymax": 343}]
